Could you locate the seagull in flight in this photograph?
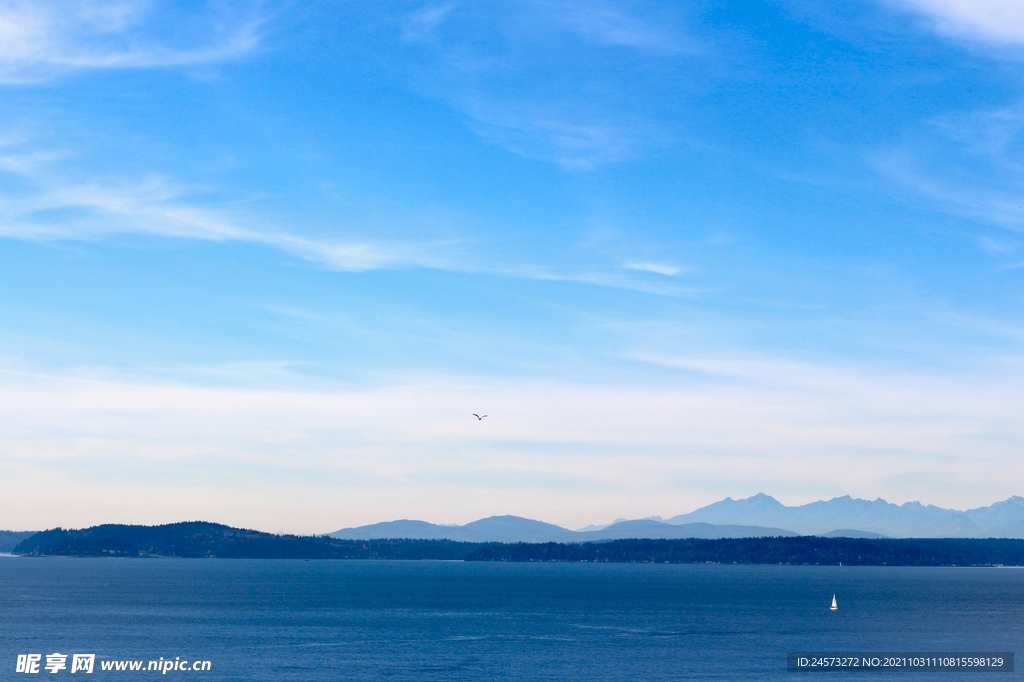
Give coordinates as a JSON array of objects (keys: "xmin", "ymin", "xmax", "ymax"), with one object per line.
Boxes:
[{"xmin": 473, "ymin": 413, "xmax": 488, "ymax": 420}]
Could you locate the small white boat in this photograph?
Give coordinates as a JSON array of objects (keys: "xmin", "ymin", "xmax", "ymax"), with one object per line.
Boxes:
[{"xmin": 830, "ymin": 594, "xmax": 838, "ymax": 611}]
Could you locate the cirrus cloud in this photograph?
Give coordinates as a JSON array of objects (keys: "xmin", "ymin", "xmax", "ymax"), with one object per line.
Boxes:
[
  {"xmin": 0, "ymin": 0, "xmax": 264, "ymax": 83},
  {"xmin": 889, "ymin": 0, "xmax": 1024, "ymax": 46}
]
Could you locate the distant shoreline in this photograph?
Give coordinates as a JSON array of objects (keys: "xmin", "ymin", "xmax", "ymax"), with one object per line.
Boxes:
[{"xmin": 10, "ymin": 523, "xmax": 1024, "ymax": 566}]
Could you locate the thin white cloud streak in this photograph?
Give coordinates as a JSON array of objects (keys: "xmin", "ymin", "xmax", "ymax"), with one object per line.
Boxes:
[
  {"xmin": 501, "ymin": 264, "xmax": 702, "ymax": 296},
  {"xmin": 889, "ymin": 0, "xmax": 1024, "ymax": 46},
  {"xmin": 0, "ymin": 0, "xmax": 263, "ymax": 83},
  {"xmin": 0, "ymin": 175, "xmax": 445, "ymax": 271},
  {"xmin": 624, "ymin": 261, "xmax": 683, "ymax": 277},
  {"xmin": 2, "ymin": 356, "xmax": 1024, "ymax": 532},
  {"xmin": 0, "ymin": 175, "xmax": 697, "ymax": 290},
  {"xmin": 0, "ymin": 144, "xmax": 705, "ymax": 291}
]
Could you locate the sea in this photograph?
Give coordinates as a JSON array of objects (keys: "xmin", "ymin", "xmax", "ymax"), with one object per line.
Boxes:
[{"xmin": 1, "ymin": 557, "xmax": 1021, "ymax": 680}]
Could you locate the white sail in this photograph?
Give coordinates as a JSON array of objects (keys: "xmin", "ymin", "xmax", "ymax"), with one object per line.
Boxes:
[{"xmin": 830, "ymin": 594, "xmax": 838, "ymax": 611}]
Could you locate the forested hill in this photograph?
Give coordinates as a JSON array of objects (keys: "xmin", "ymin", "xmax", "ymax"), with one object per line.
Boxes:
[
  {"xmin": 12, "ymin": 523, "xmax": 1024, "ymax": 565},
  {"xmin": 12, "ymin": 522, "xmax": 482, "ymax": 559}
]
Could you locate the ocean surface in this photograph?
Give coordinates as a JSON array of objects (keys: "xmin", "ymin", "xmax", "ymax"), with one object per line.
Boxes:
[{"xmin": 1, "ymin": 557, "xmax": 1021, "ymax": 680}]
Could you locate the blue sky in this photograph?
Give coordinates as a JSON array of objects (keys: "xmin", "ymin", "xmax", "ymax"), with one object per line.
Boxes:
[{"xmin": 2, "ymin": 0, "xmax": 1024, "ymax": 532}]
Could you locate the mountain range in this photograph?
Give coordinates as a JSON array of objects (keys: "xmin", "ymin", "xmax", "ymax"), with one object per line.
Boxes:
[
  {"xmin": 330, "ymin": 516, "xmax": 797, "ymax": 543},
  {"xmin": 667, "ymin": 493, "xmax": 1024, "ymax": 538},
  {"xmin": 330, "ymin": 494, "xmax": 1024, "ymax": 542}
]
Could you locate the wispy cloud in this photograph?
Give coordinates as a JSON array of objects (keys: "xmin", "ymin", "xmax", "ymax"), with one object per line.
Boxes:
[
  {"xmin": 0, "ymin": 141, "xmax": 706, "ymax": 290},
  {"xmin": 0, "ymin": 144, "xmax": 450, "ymax": 271},
  {"xmin": 464, "ymin": 102, "xmax": 642, "ymax": 170},
  {"xmin": 867, "ymin": 103, "xmax": 1024, "ymax": 252},
  {"xmin": 930, "ymin": 106, "xmax": 1024, "ymax": 172},
  {"xmin": 403, "ymin": 1, "xmax": 695, "ymax": 53},
  {"xmin": 0, "ymin": 181, "xmax": 448, "ymax": 272},
  {"xmin": 536, "ymin": 0, "xmax": 699, "ymax": 53},
  {"xmin": 502, "ymin": 263, "xmax": 701, "ymax": 296},
  {"xmin": 870, "ymin": 147, "xmax": 1024, "ymax": 230},
  {"xmin": 401, "ymin": 3, "xmax": 456, "ymax": 42},
  {"xmin": 623, "ymin": 261, "xmax": 683, "ymax": 277},
  {"xmin": 886, "ymin": 0, "xmax": 1024, "ymax": 47},
  {"xmin": 0, "ymin": 0, "xmax": 264, "ymax": 83},
  {"xmin": 395, "ymin": 1, "xmax": 699, "ymax": 169}
]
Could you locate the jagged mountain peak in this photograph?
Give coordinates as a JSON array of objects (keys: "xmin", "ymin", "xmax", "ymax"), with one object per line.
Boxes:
[{"xmin": 718, "ymin": 493, "xmax": 785, "ymax": 508}]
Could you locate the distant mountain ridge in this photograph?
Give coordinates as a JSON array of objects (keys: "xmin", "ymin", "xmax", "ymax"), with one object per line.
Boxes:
[
  {"xmin": 331, "ymin": 495, "xmax": 1024, "ymax": 541},
  {"xmin": 330, "ymin": 515, "xmax": 798, "ymax": 542},
  {"xmin": 666, "ymin": 493, "xmax": 1024, "ymax": 538},
  {"xmin": 332, "ymin": 516, "xmax": 579, "ymax": 543}
]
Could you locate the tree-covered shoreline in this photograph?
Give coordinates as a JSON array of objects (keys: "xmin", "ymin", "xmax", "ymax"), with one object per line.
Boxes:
[
  {"xmin": 12, "ymin": 522, "xmax": 1024, "ymax": 566},
  {"xmin": 13, "ymin": 522, "xmax": 483, "ymax": 560}
]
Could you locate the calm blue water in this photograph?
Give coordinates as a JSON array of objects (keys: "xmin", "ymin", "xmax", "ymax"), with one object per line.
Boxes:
[{"xmin": 1, "ymin": 558, "xmax": 1021, "ymax": 680}]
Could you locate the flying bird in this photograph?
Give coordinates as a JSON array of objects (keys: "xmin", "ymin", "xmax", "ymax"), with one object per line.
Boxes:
[{"xmin": 473, "ymin": 414, "xmax": 487, "ymax": 420}]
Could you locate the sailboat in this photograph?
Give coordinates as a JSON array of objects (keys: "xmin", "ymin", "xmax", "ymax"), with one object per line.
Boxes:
[{"xmin": 830, "ymin": 594, "xmax": 838, "ymax": 611}]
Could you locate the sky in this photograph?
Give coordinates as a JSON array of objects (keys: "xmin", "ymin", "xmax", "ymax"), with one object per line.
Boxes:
[{"xmin": 2, "ymin": 0, "xmax": 1024, "ymax": 533}]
